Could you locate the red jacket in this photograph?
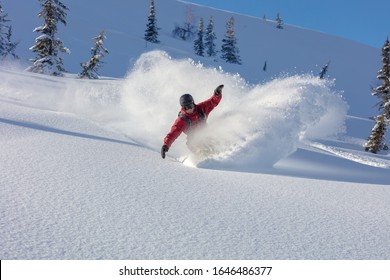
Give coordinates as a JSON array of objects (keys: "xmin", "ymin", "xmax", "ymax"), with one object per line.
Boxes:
[{"xmin": 164, "ymin": 92, "xmax": 222, "ymax": 149}]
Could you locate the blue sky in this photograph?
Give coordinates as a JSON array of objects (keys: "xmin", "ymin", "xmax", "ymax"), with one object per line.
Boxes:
[{"xmin": 187, "ymin": 0, "xmax": 389, "ymax": 49}]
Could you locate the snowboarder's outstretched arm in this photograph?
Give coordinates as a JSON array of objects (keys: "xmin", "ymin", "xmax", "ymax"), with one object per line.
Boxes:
[
  {"xmin": 163, "ymin": 117, "xmax": 187, "ymax": 151},
  {"xmin": 196, "ymin": 84, "xmax": 223, "ymax": 118},
  {"xmin": 161, "ymin": 119, "xmax": 184, "ymax": 159}
]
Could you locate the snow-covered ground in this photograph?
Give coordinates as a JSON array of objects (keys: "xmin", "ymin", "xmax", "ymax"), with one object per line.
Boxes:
[
  {"xmin": 1, "ymin": 0, "xmax": 390, "ymax": 260},
  {"xmin": 1, "ymin": 57, "xmax": 390, "ymax": 259}
]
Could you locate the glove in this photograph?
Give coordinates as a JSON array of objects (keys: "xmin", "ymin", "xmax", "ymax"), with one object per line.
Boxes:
[
  {"xmin": 214, "ymin": 84, "xmax": 224, "ymax": 96},
  {"xmin": 161, "ymin": 145, "xmax": 169, "ymax": 159}
]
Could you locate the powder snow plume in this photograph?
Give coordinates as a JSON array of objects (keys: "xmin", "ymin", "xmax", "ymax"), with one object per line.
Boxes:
[
  {"xmin": 118, "ymin": 51, "xmax": 348, "ymax": 171},
  {"xmin": 0, "ymin": 51, "xmax": 348, "ymax": 171}
]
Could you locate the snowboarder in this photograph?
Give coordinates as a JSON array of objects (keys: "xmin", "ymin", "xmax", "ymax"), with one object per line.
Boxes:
[{"xmin": 161, "ymin": 85, "xmax": 224, "ymax": 159}]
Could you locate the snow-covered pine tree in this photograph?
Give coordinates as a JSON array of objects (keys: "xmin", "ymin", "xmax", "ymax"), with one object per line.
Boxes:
[
  {"xmin": 0, "ymin": 2, "xmax": 10, "ymax": 57},
  {"xmin": 193, "ymin": 17, "xmax": 204, "ymax": 56},
  {"xmin": 0, "ymin": 2, "xmax": 19, "ymax": 60},
  {"xmin": 220, "ymin": 16, "xmax": 241, "ymax": 64},
  {"xmin": 27, "ymin": 0, "xmax": 70, "ymax": 76},
  {"xmin": 79, "ymin": 30, "xmax": 109, "ymax": 79},
  {"xmin": 374, "ymin": 38, "xmax": 390, "ymax": 116},
  {"xmin": 365, "ymin": 114, "xmax": 388, "ymax": 153},
  {"xmin": 276, "ymin": 13, "xmax": 284, "ymax": 29},
  {"xmin": 364, "ymin": 37, "xmax": 390, "ymax": 153},
  {"xmin": 144, "ymin": 0, "xmax": 159, "ymax": 44},
  {"xmin": 204, "ymin": 16, "xmax": 217, "ymax": 57}
]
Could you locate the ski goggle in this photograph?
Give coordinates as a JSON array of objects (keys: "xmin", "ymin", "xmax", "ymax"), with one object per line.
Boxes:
[{"xmin": 183, "ymin": 103, "xmax": 194, "ymax": 111}]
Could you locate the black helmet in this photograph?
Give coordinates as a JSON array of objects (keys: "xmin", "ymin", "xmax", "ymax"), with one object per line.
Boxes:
[{"xmin": 179, "ymin": 93, "xmax": 194, "ymax": 107}]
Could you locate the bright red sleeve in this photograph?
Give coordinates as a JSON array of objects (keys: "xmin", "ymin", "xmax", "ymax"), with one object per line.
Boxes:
[
  {"xmin": 163, "ymin": 117, "xmax": 187, "ymax": 149},
  {"xmin": 198, "ymin": 92, "xmax": 222, "ymax": 116}
]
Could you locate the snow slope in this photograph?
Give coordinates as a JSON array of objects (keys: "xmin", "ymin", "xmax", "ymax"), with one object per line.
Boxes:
[
  {"xmin": 1, "ymin": 58, "xmax": 390, "ymax": 260},
  {"xmin": 1, "ymin": 0, "xmax": 390, "ymax": 259}
]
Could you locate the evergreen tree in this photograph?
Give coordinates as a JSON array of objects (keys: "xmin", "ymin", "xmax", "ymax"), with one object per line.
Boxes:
[
  {"xmin": 0, "ymin": 2, "xmax": 10, "ymax": 57},
  {"xmin": 365, "ymin": 114, "xmax": 388, "ymax": 153},
  {"xmin": 373, "ymin": 38, "xmax": 390, "ymax": 116},
  {"xmin": 193, "ymin": 17, "xmax": 204, "ymax": 56},
  {"xmin": 364, "ymin": 38, "xmax": 390, "ymax": 153},
  {"xmin": 0, "ymin": 2, "xmax": 19, "ymax": 60},
  {"xmin": 275, "ymin": 13, "xmax": 284, "ymax": 29},
  {"xmin": 144, "ymin": 0, "xmax": 159, "ymax": 43},
  {"xmin": 27, "ymin": 0, "xmax": 70, "ymax": 76},
  {"xmin": 79, "ymin": 30, "xmax": 109, "ymax": 79},
  {"xmin": 220, "ymin": 16, "xmax": 241, "ymax": 64},
  {"xmin": 204, "ymin": 16, "xmax": 217, "ymax": 57}
]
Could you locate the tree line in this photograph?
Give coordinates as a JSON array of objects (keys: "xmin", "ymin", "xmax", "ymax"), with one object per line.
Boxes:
[
  {"xmin": 146, "ymin": 0, "xmax": 285, "ymax": 65},
  {"xmin": 146, "ymin": 0, "xmax": 242, "ymax": 65},
  {"xmin": 1, "ymin": 0, "xmax": 286, "ymax": 77}
]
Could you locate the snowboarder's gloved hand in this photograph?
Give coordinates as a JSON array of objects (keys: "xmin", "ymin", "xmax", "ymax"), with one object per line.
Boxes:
[
  {"xmin": 214, "ymin": 84, "xmax": 224, "ymax": 96},
  {"xmin": 161, "ymin": 145, "xmax": 169, "ymax": 159}
]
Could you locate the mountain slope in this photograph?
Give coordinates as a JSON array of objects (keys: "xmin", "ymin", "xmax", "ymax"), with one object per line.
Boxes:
[
  {"xmin": 1, "ymin": 93, "xmax": 390, "ymax": 259},
  {"xmin": 1, "ymin": 0, "xmax": 390, "ymax": 260},
  {"xmin": 1, "ymin": 58, "xmax": 390, "ymax": 259},
  {"xmin": 4, "ymin": 0, "xmax": 381, "ymax": 116}
]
